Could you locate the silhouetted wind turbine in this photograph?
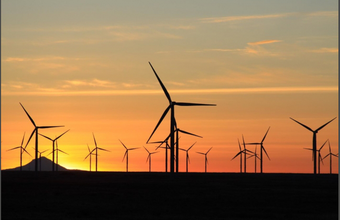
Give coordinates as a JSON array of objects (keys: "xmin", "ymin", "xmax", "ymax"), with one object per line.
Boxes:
[
  {"xmin": 84, "ymin": 144, "xmax": 96, "ymax": 172},
  {"xmin": 196, "ymin": 147, "xmax": 212, "ymax": 173},
  {"xmin": 39, "ymin": 129, "xmax": 70, "ymax": 171},
  {"xmin": 242, "ymin": 135, "xmax": 254, "ymax": 173},
  {"xmin": 179, "ymin": 142, "xmax": 196, "ymax": 173},
  {"xmin": 92, "ymin": 133, "xmax": 110, "ymax": 172},
  {"xmin": 146, "ymin": 62, "xmax": 216, "ymax": 173},
  {"xmin": 47, "ymin": 140, "xmax": 68, "ymax": 171},
  {"xmin": 119, "ymin": 139, "xmax": 139, "ymax": 172},
  {"xmin": 150, "ymin": 138, "xmax": 170, "ymax": 172},
  {"xmin": 32, "ymin": 147, "xmax": 49, "ymax": 171},
  {"xmin": 304, "ymin": 139, "xmax": 327, "ymax": 174},
  {"xmin": 231, "ymin": 139, "xmax": 244, "ymax": 173},
  {"xmin": 144, "ymin": 146, "xmax": 158, "ymax": 172},
  {"xmin": 247, "ymin": 145, "xmax": 261, "ymax": 173},
  {"xmin": 7, "ymin": 133, "xmax": 32, "ymax": 171},
  {"xmin": 323, "ymin": 140, "xmax": 338, "ymax": 174},
  {"xmin": 246, "ymin": 127, "xmax": 271, "ymax": 173},
  {"xmin": 175, "ymin": 128, "xmax": 202, "ymax": 172},
  {"xmin": 20, "ymin": 102, "xmax": 64, "ymax": 171},
  {"xmin": 290, "ymin": 117, "xmax": 336, "ymax": 174}
]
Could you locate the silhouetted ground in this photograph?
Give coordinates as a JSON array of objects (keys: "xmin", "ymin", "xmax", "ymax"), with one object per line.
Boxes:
[{"xmin": 2, "ymin": 171, "xmax": 338, "ymax": 220}]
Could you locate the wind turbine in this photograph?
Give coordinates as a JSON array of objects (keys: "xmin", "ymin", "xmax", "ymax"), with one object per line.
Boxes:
[
  {"xmin": 119, "ymin": 139, "xmax": 139, "ymax": 172},
  {"xmin": 196, "ymin": 147, "xmax": 213, "ymax": 173},
  {"xmin": 323, "ymin": 140, "xmax": 338, "ymax": 174},
  {"xmin": 32, "ymin": 148, "xmax": 49, "ymax": 171},
  {"xmin": 290, "ymin": 117, "xmax": 337, "ymax": 174},
  {"xmin": 179, "ymin": 142, "xmax": 196, "ymax": 173},
  {"xmin": 246, "ymin": 127, "xmax": 271, "ymax": 173},
  {"xmin": 92, "ymin": 133, "xmax": 110, "ymax": 172},
  {"xmin": 146, "ymin": 62, "xmax": 216, "ymax": 173},
  {"xmin": 143, "ymin": 146, "xmax": 158, "ymax": 172},
  {"xmin": 231, "ymin": 139, "xmax": 244, "ymax": 173},
  {"xmin": 84, "ymin": 144, "xmax": 96, "ymax": 172},
  {"xmin": 7, "ymin": 133, "xmax": 32, "ymax": 171},
  {"xmin": 174, "ymin": 128, "xmax": 202, "ymax": 172},
  {"xmin": 47, "ymin": 140, "xmax": 69, "ymax": 171},
  {"xmin": 247, "ymin": 145, "xmax": 261, "ymax": 173},
  {"xmin": 39, "ymin": 129, "xmax": 70, "ymax": 171},
  {"xmin": 304, "ymin": 139, "xmax": 327, "ymax": 174},
  {"xmin": 242, "ymin": 135, "xmax": 254, "ymax": 173},
  {"xmin": 150, "ymin": 137, "xmax": 170, "ymax": 172},
  {"xmin": 19, "ymin": 102, "xmax": 64, "ymax": 171}
]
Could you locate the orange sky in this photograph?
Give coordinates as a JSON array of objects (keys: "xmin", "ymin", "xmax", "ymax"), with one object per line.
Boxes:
[{"xmin": 1, "ymin": 1, "xmax": 338, "ymax": 173}]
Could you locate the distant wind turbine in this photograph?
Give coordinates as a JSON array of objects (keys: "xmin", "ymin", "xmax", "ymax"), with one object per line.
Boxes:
[
  {"xmin": 290, "ymin": 117, "xmax": 337, "ymax": 174},
  {"xmin": 84, "ymin": 144, "xmax": 96, "ymax": 172},
  {"xmin": 7, "ymin": 133, "xmax": 32, "ymax": 171},
  {"xmin": 196, "ymin": 147, "xmax": 213, "ymax": 173},
  {"xmin": 143, "ymin": 146, "xmax": 158, "ymax": 172},
  {"xmin": 246, "ymin": 127, "xmax": 271, "ymax": 173},
  {"xmin": 146, "ymin": 62, "xmax": 216, "ymax": 173},
  {"xmin": 179, "ymin": 142, "xmax": 196, "ymax": 173},
  {"xmin": 33, "ymin": 148, "xmax": 49, "ymax": 171},
  {"xmin": 247, "ymin": 145, "xmax": 261, "ymax": 173},
  {"xmin": 304, "ymin": 139, "xmax": 327, "ymax": 174},
  {"xmin": 323, "ymin": 140, "xmax": 338, "ymax": 174},
  {"xmin": 19, "ymin": 102, "xmax": 64, "ymax": 171},
  {"xmin": 231, "ymin": 139, "xmax": 244, "ymax": 173},
  {"xmin": 47, "ymin": 140, "xmax": 69, "ymax": 171},
  {"xmin": 242, "ymin": 135, "xmax": 254, "ymax": 173},
  {"xmin": 119, "ymin": 139, "xmax": 139, "ymax": 172},
  {"xmin": 175, "ymin": 128, "xmax": 202, "ymax": 172},
  {"xmin": 92, "ymin": 133, "xmax": 110, "ymax": 172},
  {"xmin": 39, "ymin": 129, "xmax": 70, "ymax": 171}
]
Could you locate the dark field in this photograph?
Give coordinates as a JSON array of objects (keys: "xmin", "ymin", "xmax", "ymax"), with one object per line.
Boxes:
[{"xmin": 2, "ymin": 171, "xmax": 338, "ymax": 220}]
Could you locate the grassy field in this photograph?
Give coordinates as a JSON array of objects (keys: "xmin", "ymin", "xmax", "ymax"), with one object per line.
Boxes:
[{"xmin": 2, "ymin": 171, "xmax": 338, "ymax": 220}]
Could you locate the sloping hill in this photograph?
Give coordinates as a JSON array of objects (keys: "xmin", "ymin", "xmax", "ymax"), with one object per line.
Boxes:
[{"xmin": 5, "ymin": 156, "xmax": 68, "ymax": 171}]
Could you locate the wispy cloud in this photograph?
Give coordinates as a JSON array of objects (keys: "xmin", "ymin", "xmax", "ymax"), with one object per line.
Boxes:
[
  {"xmin": 200, "ymin": 11, "xmax": 337, "ymax": 23},
  {"xmin": 64, "ymin": 79, "xmax": 117, "ymax": 88},
  {"xmin": 247, "ymin": 40, "xmax": 282, "ymax": 46},
  {"xmin": 310, "ymin": 48, "xmax": 338, "ymax": 53},
  {"xmin": 2, "ymin": 56, "xmax": 66, "ymax": 62},
  {"xmin": 200, "ymin": 13, "xmax": 293, "ymax": 23}
]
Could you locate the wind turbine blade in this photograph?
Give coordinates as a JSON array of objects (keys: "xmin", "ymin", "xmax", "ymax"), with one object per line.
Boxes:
[
  {"xmin": 98, "ymin": 147, "xmax": 110, "ymax": 152},
  {"xmin": 316, "ymin": 117, "xmax": 337, "ymax": 132},
  {"xmin": 179, "ymin": 148, "xmax": 186, "ymax": 151},
  {"xmin": 21, "ymin": 133, "xmax": 26, "ymax": 147},
  {"xmin": 39, "ymin": 133, "xmax": 53, "ymax": 141},
  {"xmin": 56, "ymin": 129, "xmax": 70, "ymax": 140},
  {"xmin": 178, "ymin": 129, "xmax": 202, "ymax": 138},
  {"xmin": 129, "ymin": 147, "xmax": 139, "ymax": 151},
  {"xmin": 188, "ymin": 154, "xmax": 190, "ymax": 164},
  {"xmin": 143, "ymin": 146, "xmax": 150, "ymax": 154},
  {"xmin": 146, "ymin": 155, "xmax": 150, "ymax": 163},
  {"xmin": 57, "ymin": 149, "xmax": 68, "ymax": 155},
  {"xmin": 319, "ymin": 139, "xmax": 328, "ymax": 151},
  {"xmin": 146, "ymin": 105, "xmax": 171, "ymax": 143},
  {"xmin": 92, "ymin": 133, "xmax": 98, "ymax": 148},
  {"xmin": 242, "ymin": 135, "xmax": 246, "ymax": 149},
  {"xmin": 22, "ymin": 147, "xmax": 32, "ymax": 157},
  {"xmin": 175, "ymin": 102, "xmax": 216, "ymax": 106},
  {"xmin": 196, "ymin": 152, "xmax": 205, "ymax": 155},
  {"xmin": 206, "ymin": 147, "xmax": 213, "ymax": 154},
  {"xmin": 231, "ymin": 151, "xmax": 242, "ymax": 161},
  {"xmin": 87, "ymin": 144, "xmax": 91, "ymax": 153},
  {"xmin": 7, "ymin": 146, "xmax": 21, "ymax": 151},
  {"xmin": 238, "ymin": 139, "xmax": 241, "ymax": 151},
  {"xmin": 38, "ymin": 126, "xmax": 64, "ymax": 129},
  {"xmin": 289, "ymin": 117, "xmax": 313, "ymax": 132},
  {"xmin": 119, "ymin": 139, "xmax": 128, "ymax": 150},
  {"xmin": 122, "ymin": 151, "xmax": 127, "ymax": 162},
  {"xmin": 262, "ymin": 146, "xmax": 270, "ymax": 160},
  {"xmin": 328, "ymin": 141, "xmax": 331, "ymax": 153},
  {"xmin": 188, "ymin": 142, "xmax": 196, "ymax": 151},
  {"xmin": 247, "ymin": 155, "xmax": 254, "ymax": 159},
  {"xmin": 322, "ymin": 154, "xmax": 330, "ymax": 160},
  {"xmin": 41, "ymin": 149, "xmax": 49, "ymax": 154},
  {"xmin": 247, "ymin": 143, "xmax": 260, "ymax": 145},
  {"xmin": 46, "ymin": 151, "xmax": 53, "ymax": 156},
  {"xmin": 84, "ymin": 153, "xmax": 90, "ymax": 160},
  {"xmin": 261, "ymin": 127, "xmax": 270, "ymax": 143},
  {"xmin": 19, "ymin": 103, "xmax": 36, "ymax": 127},
  {"xmin": 149, "ymin": 62, "xmax": 172, "ymax": 103},
  {"xmin": 24, "ymin": 129, "xmax": 36, "ymax": 148}
]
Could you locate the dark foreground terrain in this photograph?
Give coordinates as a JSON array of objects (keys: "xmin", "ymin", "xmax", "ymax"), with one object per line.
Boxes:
[{"xmin": 2, "ymin": 171, "xmax": 338, "ymax": 220}]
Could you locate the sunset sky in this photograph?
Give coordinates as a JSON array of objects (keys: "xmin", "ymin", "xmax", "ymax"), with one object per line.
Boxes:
[{"xmin": 1, "ymin": 0, "xmax": 338, "ymax": 173}]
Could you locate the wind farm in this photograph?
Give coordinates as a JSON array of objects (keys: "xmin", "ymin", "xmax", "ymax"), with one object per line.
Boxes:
[{"xmin": 2, "ymin": 1, "xmax": 338, "ymax": 219}]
